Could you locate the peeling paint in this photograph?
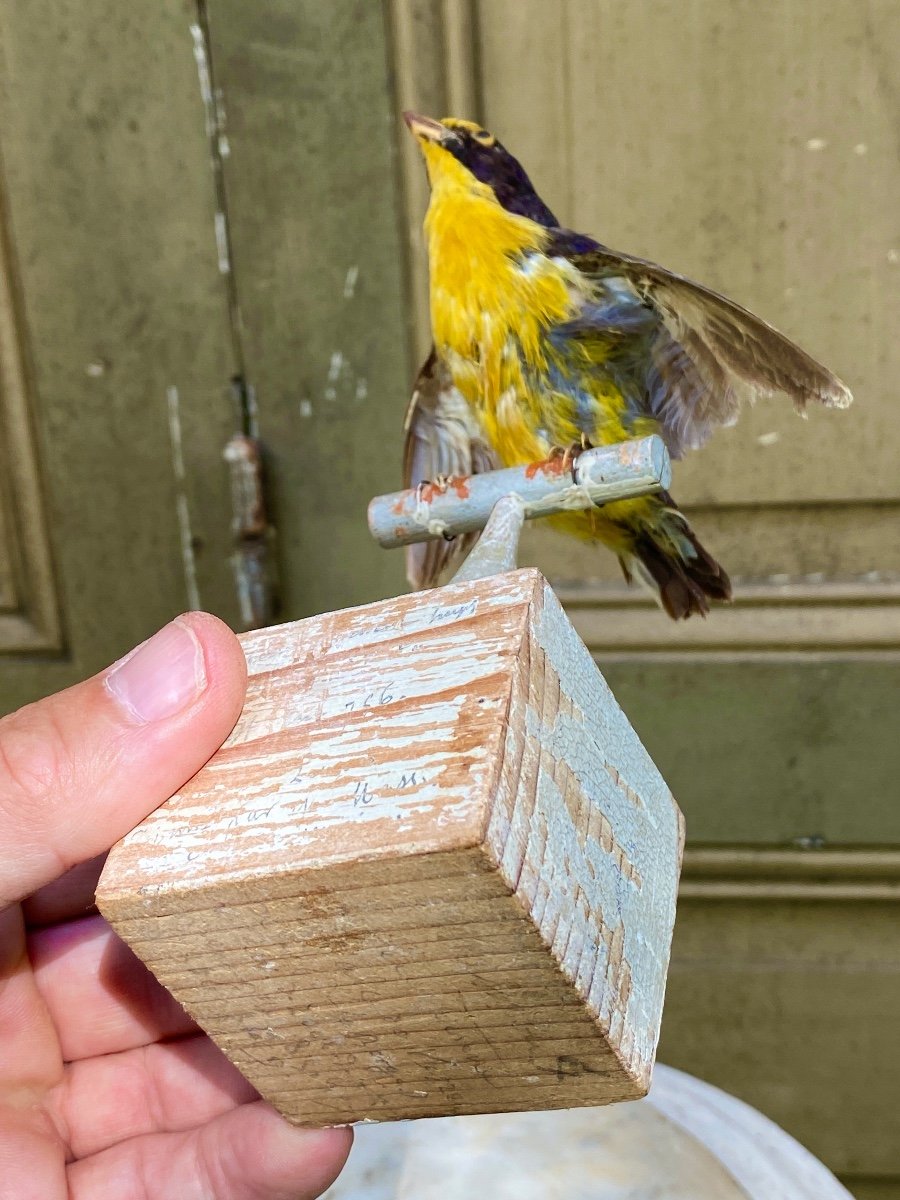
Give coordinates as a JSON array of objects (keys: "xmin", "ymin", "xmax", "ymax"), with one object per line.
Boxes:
[
  {"xmin": 166, "ymin": 385, "xmax": 201, "ymax": 611},
  {"xmin": 167, "ymin": 384, "xmax": 187, "ymax": 482},
  {"xmin": 243, "ymin": 380, "xmax": 260, "ymax": 440},
  {"xmin": 323, "ymin": 350, "xmax": 348, "ymax": 403},
  {"xmin": 189, "ymin": 11, "xmax": 248, "ymax": 406},
  {"xmin": 214, "ymin": 210, "xmax": 231, "ymax": 274},
  {"xmin": 189, "ymin": 24, "xmax": 216, "ymax": 138}
]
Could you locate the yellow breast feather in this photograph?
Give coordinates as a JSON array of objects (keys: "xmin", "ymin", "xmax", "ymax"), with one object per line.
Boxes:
[
  {"xmin": 421, "ymin": 144, "xmax": 587, "ymax": 462},
  {"xmin": 420, "ymin": 144, "xmax": 643, "ymax": 470}
]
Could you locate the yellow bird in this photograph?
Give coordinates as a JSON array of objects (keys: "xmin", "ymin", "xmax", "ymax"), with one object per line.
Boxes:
[{"xmin": 403, "ymin": 113, "xmax": 852, "ymax": 618}]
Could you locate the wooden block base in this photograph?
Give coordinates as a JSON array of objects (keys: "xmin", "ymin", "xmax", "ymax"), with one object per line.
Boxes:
[{"xmin": 97, "ymin": 569, "xmax": 683, "ymax": 1125}]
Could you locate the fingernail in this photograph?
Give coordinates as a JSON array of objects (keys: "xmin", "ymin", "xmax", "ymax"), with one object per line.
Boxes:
[{"xmin": 105, "ymin": 618, "xmax": 207, "ymax": 723}]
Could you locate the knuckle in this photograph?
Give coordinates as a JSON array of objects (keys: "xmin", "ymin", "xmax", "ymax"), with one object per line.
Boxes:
[{"xmin": 0, "ymin": 701, "xmax": 79, "ymax": 830}]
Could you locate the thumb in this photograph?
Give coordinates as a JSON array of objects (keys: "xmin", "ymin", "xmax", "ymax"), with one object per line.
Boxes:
[{"xmin": 0, "ymin": 613, "xmax": 247, "ymax": 908}]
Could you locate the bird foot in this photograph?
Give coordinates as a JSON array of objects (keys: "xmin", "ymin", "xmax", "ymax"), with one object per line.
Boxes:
[
  {"xmin": 548, "ymin": 436, "xmax": 593, "ymax": 474},
  {"xmin": 414, "ymin": 474, "xmax": 470, "ymax": 503},
  {"xmin": 415, "ymin": 474, "xmax": 447, "ymax": 501}
]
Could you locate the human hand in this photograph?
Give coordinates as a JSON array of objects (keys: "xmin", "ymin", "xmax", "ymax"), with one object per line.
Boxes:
[{"xmin": 0, "ymin": 614, "xmax": 352, "ymax": 1199}]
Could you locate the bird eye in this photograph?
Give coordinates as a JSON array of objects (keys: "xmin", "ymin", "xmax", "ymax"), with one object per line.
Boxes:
[{"xmin": 473, "ymin": 128, "xmax": 494, "ymax": 145}]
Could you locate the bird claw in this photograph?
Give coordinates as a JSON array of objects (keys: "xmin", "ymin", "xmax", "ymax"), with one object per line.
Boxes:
[
  {"xmin": 412, "ymin": 477, "xmax": 462, "ymax": 541},
  {"xmin": 415, "ymin": 474, "xmax": 465, "ymax": 502},
  {"xmin": 548, "ymin": 436, "xmax": 593, "ymax": 474}
]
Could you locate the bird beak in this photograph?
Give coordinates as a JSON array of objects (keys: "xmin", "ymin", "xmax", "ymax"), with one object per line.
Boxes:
[{"xmin": 403, "ymin": 111, "xmax": 453, "ymax": 146}]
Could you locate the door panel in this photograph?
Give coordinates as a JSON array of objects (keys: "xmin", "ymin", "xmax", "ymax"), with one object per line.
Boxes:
[
  {"xmin": 0, "ymin": 0, "xmax": 243, "ymax": 711},
  {"xmin": 848, "ymin": 1181, "xmax": 900, "ymax": 1200},
  {"xmin": 660, "ymin": 894, "xmax": 900, "ymax": 1179},
  {"xmin": 0, "ymin": 188, "xmax": 62, "ymax": 654},
  {"xmin": 203, "ymin": 0, "xmax": 411, "ymax": 619},
  {"xmin": 604, "ymin": 660, "xmax": 900, "ymax": 845}
]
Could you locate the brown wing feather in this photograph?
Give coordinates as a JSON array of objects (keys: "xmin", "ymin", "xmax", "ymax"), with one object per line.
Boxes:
[
  {"xmin": 564, "ymin": 243, "xmax": 852, "ymax": 456},
  {"xmin": 403, "ymin": 349, "xmax": 498, "ymax": 589}
]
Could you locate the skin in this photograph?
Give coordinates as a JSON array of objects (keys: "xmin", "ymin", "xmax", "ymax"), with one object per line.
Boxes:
[{"xmin": 0, "ymin": 613, "xmax": 352, "ymax": 1200}]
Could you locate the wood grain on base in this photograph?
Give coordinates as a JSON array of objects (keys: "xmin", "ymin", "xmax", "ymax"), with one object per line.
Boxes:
[{"xmin": 98, "ymin": 569, "xmax": 683, "ymax": 1125}]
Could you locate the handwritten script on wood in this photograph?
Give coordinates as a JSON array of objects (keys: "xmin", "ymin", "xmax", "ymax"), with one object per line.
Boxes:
[{"xmin": 97, "ymin": 569, "xmax": 683, "ymax": 1126}]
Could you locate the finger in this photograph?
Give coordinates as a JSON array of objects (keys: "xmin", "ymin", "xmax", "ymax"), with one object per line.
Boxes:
[
  {"xmin": 0, "ymin": 613, "xmax": 247, "ymax": 907},
  {"xmin": 68, "ymin": 1101, "xmax": 352, "ymax": 1200},
  {"xmin": 23, "ymin": 854, "xmax": 106, "ymax": 928},
  {"xmin": 0, "ymin": 905, "xmax": 63, "ymax": 1099},
  {"xmin": 53, "ymin": 1034, "xmax": 257, "ymax": 1159},
  {"xmin": 29, "ymin": 914, "xmax": 195, "ymax": 1061},
  {"xmin": 0, "ymin": 1109, "xmax": 67, "ymax": 1200}
]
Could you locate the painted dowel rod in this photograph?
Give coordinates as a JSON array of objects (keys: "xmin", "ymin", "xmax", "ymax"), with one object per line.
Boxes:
[
  {"xmin": 367, "ymin": 435, "xmax": 671, "ymax": 548},
  {"xmin": 450, "ymin": 494, "xmax": 526, "ymax": 584}
]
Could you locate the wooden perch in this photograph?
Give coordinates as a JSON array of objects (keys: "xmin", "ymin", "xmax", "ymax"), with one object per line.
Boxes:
[
  {"xmin": 367, "ymin": 434, "xmax": 671, "ymax": 548},
  {"xmin": 97, "ymin": 569, "xmax": 683, "ymax": 1126}
]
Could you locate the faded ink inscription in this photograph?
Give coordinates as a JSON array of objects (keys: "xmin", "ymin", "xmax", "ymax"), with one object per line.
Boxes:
[
  {"xmin": 351, "ymin": 771, "xmax": 428, "ymax": 808},
  {"xmin": 344, "ymin": 682, "xmax": 401, "ymax": 712}
]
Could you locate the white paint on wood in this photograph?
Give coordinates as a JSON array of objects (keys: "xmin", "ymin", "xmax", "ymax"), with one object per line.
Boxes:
[
  {"xmin": 486, "ymin": 582, "xmax": 681, "ymax": 1086},
  {"xmin": 98, "ymin": 569, "xmax": 683, "ymax": 1125}
]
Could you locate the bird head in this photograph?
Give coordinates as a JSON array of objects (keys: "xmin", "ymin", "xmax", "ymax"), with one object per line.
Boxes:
[{"xmin": 403, "ymin": 112, "xmax": 559, "ymax": 226}]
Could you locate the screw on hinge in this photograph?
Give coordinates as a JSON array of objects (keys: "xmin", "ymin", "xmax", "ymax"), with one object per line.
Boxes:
[{"xmin": 223, "ymin": 378, "xmax": 279, "ymax": 629}]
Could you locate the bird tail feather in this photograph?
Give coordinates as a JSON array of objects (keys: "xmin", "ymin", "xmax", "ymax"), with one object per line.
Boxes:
[{"xmin": 619, "ymin": 493, "xmax": 732, "ymax": 620}]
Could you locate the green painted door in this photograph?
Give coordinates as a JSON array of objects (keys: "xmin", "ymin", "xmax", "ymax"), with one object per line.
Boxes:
[
  {"xmin": 0, "ymin": 1, "xmax": 245, "ymax": 711},
  {"xmin": 1, "ymin": 0, "xmax": 409, "ymax": 710}
]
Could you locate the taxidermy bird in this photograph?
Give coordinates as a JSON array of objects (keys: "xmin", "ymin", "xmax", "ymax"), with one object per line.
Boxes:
[{"xmin": 403, "ymin": 112, "xmax": 852, "ymax": 618}]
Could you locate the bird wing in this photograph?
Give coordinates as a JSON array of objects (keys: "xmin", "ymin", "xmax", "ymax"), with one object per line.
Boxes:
[
  {"xmin": 403, "ymin": 349, "xmax": 499, "ymax": 589},
  {"xmin": 547, "ymin": 232, "xmax": 853, "ymax": 458}
]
